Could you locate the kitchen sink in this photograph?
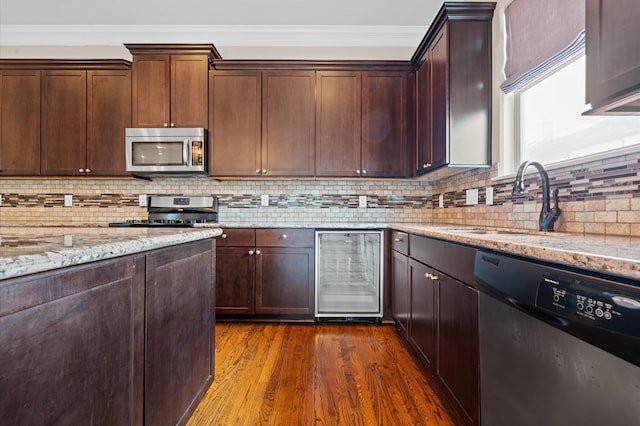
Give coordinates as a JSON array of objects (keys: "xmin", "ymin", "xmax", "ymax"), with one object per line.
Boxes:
[{"xmin": 440, "ymin": 227, "xmax": 556, "ymax": 236}]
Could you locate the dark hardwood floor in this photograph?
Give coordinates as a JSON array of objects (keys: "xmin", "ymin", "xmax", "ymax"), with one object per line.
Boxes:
[{"xmin": 186, "ymin": 323, "xmax": 464, "ymax": 425}]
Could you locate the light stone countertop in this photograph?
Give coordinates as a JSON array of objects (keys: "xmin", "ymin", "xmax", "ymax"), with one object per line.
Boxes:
[
  {"xmin": 2, "ymin": 223, "xmax": 640, "ymax": 283},
  {"xmin": 0, "ymin": 226, "xmax": 222, "ymax": 280},
  {"xmin": 390, "ymin": 224, "xmax": 640, "ymax": 282}
]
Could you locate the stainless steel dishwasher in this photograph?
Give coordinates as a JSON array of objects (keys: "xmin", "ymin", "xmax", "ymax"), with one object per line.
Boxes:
[
  {"xmin": 315, "ymin": 230, "xmax": 383, "ymax": 322},
  {"xmin": 474, "ymin": 251, "xmax": 640, "ymax": 426}
]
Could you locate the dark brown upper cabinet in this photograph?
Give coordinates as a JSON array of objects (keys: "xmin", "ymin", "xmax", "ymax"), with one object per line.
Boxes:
[
  {"xmin": 412, "ymin": 2, "xmax": 495, "ymax": 176},
  {"xmin": 315, "ymin": 70, "xmax": 408, "ymax": 178},
  {"xmin": 208, "ymin": 67, "xmax": 315, "ymax": 177},
  {"xmin": 315, "ymin": 71, "xmax": 362, "ymax": 176},
  {"xmin": 0, "ymin": 70, "xmax": 41, "ymax": 175},
  {"xmin": 127, "ymin": 44, "xmax": 220, "ymax": 128},
  {"xmin": 0, "ymin": 61, "xmax": 131, "ymax": 177},
  {"xmin": 261, "ymin": 70, "xmax": 316, "ymax": 177},
  {"xmin": 209, "ymin": 70, "xmax": 262, "ymax": 177},
  {"xmin": 585, "ymin": 0, "xmax": 640, "ymax": 114}
]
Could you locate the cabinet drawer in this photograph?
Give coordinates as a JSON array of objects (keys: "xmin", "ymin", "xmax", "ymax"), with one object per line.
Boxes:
[
  {"xmin": 217, "ymin": 228, "xmax": 255, "ymax": 247},
  {"xmin": 256, "ymin": 228, "xmax": 314, "ymax": 247},
  {"xmin": 390, "ymin": 230, "xmax": 409, "ymax": 255},
  {"xmin": 409, "ymin": 234, "xmax": 477, "ymax": 287}
]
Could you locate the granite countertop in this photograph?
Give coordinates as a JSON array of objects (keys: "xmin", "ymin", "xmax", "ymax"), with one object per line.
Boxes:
[
  {"xmin": 390, "ymin": 224, "xmax": 640, "ymax": 282},
  {"xmin": 2, "ymin": 223, "xmax": 640, "ymax": 283},
  {"xmin": 0, "ymin": 226, "xmax": 222, "ymax": 280}
]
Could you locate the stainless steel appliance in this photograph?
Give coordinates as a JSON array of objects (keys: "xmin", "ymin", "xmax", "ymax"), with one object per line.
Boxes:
[
  {"xmin": 474, "ymin": 251, "xmax": 640, "ymax": 425},
  {"xmin": 125, "ymin": 127, "xmax": 206, "ymax": 175},
  {"xmin": 109, "ymin": 195, "xmax": 218, "ymax": 227},
  {"xmin": 315, "ymin": 230, "xmax": 383, "ymax": 322}
]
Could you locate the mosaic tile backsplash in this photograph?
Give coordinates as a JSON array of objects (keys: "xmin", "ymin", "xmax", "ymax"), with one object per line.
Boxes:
[{"xmin": 1, "ymin": 150, "xmax": 639, "ymax": 236}]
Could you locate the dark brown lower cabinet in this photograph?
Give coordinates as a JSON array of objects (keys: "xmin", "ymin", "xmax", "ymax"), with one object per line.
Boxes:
[
  {"xmin": 216, "ymin": 246, "xmax": 256, "ymax": 314},
  {"xmin": 216, "ymin": 228, "xmax": 314, "ymax": 318},
  {"xmin": 255, "ymin": 246, "xmax": 314, "ymax": 315},
  {"xmin": 145, "ymin": 239, "xmax": 215, "ymax": 426},
  {"xmin": 0, "ymin": 238, "xmax": 215, "ymax": 426},
  {"xmin": 391, "ymin": 248, "xmax": 409, "ymax": 336},
  {"xmin": 436, "ymin": 271, "xmax": 479, "ymax": 426},
  {"xmin": 408, "ymin": 258, "xmax": 436, "ymax": 372},
  {"xmin": 391, "ymin": 233, "xmax": 479, "ymax": 425},
  {"xmin": 0, "ymin": 255, "xmax": 146, "ymax": 426}
]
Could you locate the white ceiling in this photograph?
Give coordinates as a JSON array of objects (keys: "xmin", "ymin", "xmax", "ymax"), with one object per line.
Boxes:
[{"xmin": 0, "ymin": 0, "xmax": 466, "ymax": 60}]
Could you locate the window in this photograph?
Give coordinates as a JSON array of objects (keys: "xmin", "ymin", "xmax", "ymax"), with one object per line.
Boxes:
[{"xmin": 516, "ymin": 52, "xmax": 640, "ymax": 166}]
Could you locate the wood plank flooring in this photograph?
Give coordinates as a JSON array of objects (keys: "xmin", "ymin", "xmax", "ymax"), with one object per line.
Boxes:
[{"xmin": 186, "ymin": 323, "xmax": 463, "ymax": 426}]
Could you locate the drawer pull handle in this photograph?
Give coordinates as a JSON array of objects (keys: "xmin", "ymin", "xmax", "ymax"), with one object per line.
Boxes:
[{"xmin": 394, "ymin": 238, "xmax": 402, "ymax": 242}]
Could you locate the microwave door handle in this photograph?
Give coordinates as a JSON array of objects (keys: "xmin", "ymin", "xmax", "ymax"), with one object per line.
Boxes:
[{"xmin": 184, "ymin": 140, "xmax": 190, "ymax": 166}]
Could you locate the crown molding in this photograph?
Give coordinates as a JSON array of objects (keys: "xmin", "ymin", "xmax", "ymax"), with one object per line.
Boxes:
[{"xmin": 0, "ymin": 24, "xmax": 426, "ymax": 48}]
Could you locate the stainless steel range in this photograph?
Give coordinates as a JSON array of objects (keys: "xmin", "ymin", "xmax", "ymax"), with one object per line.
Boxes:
[{"xmin": 109, "ymin": 195, "xmax": 218, "ymax": 227}]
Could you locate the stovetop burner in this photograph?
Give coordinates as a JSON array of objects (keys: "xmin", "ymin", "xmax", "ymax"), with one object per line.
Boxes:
[{"xmin": 109, "ymin": 196, "xmax": 219, "ymax": 228}]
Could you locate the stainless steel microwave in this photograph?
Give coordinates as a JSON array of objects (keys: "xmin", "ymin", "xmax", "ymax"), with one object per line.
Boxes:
[{"xmin": 125, "ymin": 128, "xmax": 206, "ymax": 174}]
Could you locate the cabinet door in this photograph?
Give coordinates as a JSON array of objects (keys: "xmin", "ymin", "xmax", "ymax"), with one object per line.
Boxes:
[
  {"xmin": 0, "ymin": 256, "xmax": 145, "ymax": 426},
  {"xmin": 416, "ymin": 52, "xmax": 432, "ymax": 174},
  {"xmin": 391, "ymin": 249, "xmax": 409, "ymax": 336},
  {"xmin": 145, "ymin": 239, "xmax": 214, "ymax": 426},
  {"xmin": 131, "ymin": 56, "xmax": 170, "ymax": 128},
  {"xmin": 170, "ymin": 55, "xmax": 209, "ymax": 128},
  {"xmin": 262, "ymin": 71, "xmax": 315, "ymax": 176},
  {"xmin": 41, "ymin": 70, "xmax": 87, "ymax": 175},
  {"xmin": 209, "ymin": 70, "xmax": 262, "ymax": 176},
  {"xmin": 255, "ymin": 247, "xmax": 314, "ymax": 315},
  {"xmin": 315, "ymin": 71, "xmax": 361, "ymax": 177},
  {"xmin": 408, "ymin": 258, "xmax": 436, "ymax": 372},
  {"xmin": 362, "ymin": 71, "xmax": 407, "ymax": 177},
  {"xmin": 429, "ymin": 27, "xmax": 449, "ymax": 170},
  {"xmin": 437, "ymin": 274, "xmax": 479, "ymax": 426},
  {"xmin": 216, "ymin": 246, "xmax": 256, "ymax": 315},
  {"xmin": 586, "ymin": 0, "xmax": 640, "ymax": 112},
  {"xmin": 87, "ymin": 70, "xmax": 131, "ymax": 176},
  {"xmin": 0, "ymin": 70, "xmax": 41, "ymax": 175}
]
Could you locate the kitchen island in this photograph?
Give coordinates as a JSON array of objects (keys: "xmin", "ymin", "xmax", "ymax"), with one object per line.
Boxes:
[{"xmin": 0, "ymin": 226, "xmax": 221, "ymax": 426}]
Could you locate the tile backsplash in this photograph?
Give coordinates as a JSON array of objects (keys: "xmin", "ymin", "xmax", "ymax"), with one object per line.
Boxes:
[
  {"xmin": 431, "ymin": 150, "xmax": 640, "ymax": 236},
  {"xmin": 1, "ymin": 150, "xmax": 638, "ymax": 236},
  {"xmin": 0, "ymin": 179, "xmax": 433, "ymax": 226}
]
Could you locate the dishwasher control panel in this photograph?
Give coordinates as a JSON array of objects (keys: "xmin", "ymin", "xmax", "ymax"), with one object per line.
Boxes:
[{"xmin": 536, "ymin": 272, "xmax": 640, "ymax": 337}]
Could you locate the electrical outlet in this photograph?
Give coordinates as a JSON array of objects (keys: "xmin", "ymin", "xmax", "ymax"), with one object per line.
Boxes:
[
  {"xmin": 139, "ymin": 194, "xmax": 147, "ymax": 207},
  {"xmin": 358, "ymin": 195, "xmax": 367, "ymax": 208},
  {"xmin": 465, "ymin": 189, "xmax": 479, "ymax": 206},
  {"xmin": 64, "ymin": 194, "xmax": 73, "ymax": 207},
  {"xmin": 438, "ymin": 194, "xmax": 444, "ymax": 208},
  {"xmin": 261, "ymin": 194, "xmax": 269, "ymax": 207},
  {"xmin": 485, "ymin": 187, "xmax": 494, "ymax": 205}
]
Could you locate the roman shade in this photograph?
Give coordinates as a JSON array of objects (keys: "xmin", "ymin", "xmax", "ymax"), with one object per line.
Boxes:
[{"xmin": 501, "ymin": 0, "xmax": 585, "ymax": 93}]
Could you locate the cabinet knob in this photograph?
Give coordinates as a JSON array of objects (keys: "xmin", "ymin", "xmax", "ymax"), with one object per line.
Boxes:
[
  {"xmin": 423, "ymin": 163, "xmax": 431, "ymax": 169},
  {"xmin": 362, "ymin": 170, "xmax": 367, "ymax": 174},
  {"xmin": 85, "ymin": 168, "xmax": 91, "ymax": 174},
  {"xmin": 170, "ymin": 123, "xmax": 175, "ymax": 127},
  {"xmin": 282, "ymin": 234, "xmax": 287, "ymax": 239},
  {"xmin": 262, "ymin": 169, "xmax": 267, "ymax": 175},
  {"xmin": 255, "ymin": 250, "xmax": 261, "ymax": 255},
  {"xmin": 222, "ymin": 234, "xmax": 228, "ymax": 239},
  {"xmin": 163, "ymin": 123, "xmax": 169, "ymax": 127},
  {"xmin": 78, "ymin": 168, "xmax": 84, "ymax": 173},
  {"xmin": 256, "ymin": 169, "xmax": 261, "ymax": 174},
  {"xmin": 394, "ymin": 238, "xmax": 402, "ymax": 242},
  {"xmin": 249, "ymin": 250, "xmax": 254, "ymax": 255},
  {"xmin": 424, "ymin": 272, "xmax": 439, "ymax": 280},
  {"xmin": 356, "ymin": 169, "xmax": 361, "ymax": 174}
]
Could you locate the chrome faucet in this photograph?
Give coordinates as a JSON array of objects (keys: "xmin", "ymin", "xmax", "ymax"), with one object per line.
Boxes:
[{"xmin": 512, "ymin": 161, "xmax": 562, "ymax": 232}]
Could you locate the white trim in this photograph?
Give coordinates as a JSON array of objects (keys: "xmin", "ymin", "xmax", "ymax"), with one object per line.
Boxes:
[{"xmin": 0, "ymin": 24, "xmax": 427, "ymax": 48}]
